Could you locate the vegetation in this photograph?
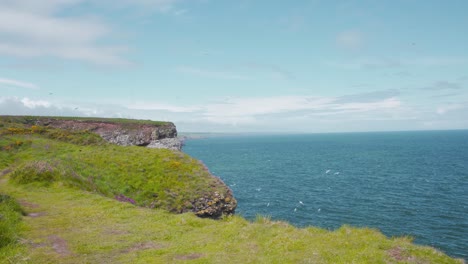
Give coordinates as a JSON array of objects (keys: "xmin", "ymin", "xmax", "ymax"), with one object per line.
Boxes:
[
  {"xmin": 0, "ymin": 184, "xmax": 461, "ymax": 263},
  {"xmin": 0, "ymin": 194, "xmax": 24, "ymax": 249},
  {"xmin": 0, "ymin": 115, "xmax": 170, "ymax": 127},
  {"xmin": 0, "ymin": 124, "xmax": 229, "ymax": 214},
  {"xmin": 0, "ymin": 116, "xmax": 463, "ymax": 263}
]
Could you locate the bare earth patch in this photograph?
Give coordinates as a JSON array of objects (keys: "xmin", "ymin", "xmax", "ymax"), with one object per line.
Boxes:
[{"xmin": 48, "ymin": 235, "xmax": 71, "ymax": 256}]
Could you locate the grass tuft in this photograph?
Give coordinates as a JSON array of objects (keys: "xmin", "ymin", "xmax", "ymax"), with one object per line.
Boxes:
[{"xmin": 0, "ymin": 194, "xmax": 24, "ymax": 248}]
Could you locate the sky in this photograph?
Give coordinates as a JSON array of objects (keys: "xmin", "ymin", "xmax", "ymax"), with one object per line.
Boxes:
[{"xmin": 1, "ymin": 0, "xmax": 468, "ymax": 132}]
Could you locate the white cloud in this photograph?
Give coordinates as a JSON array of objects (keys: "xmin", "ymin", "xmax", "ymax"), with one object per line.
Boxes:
[
  {"xmin": 198, "ymin": 96, "xmax": 402, "ymax": 124},
  {"xmin": 20, "ymin": 97, "xmax": 51, "ymax": 108},
  {"xmin": 0, "ymin": 0, "xmax": 82, "ymax": 14},
  {"xmin": 332, "ymin": 97, "xmax": 400, "ymax": 112},
  {"xmin": 0, "ymin": 96, "xmax": 121, "ymax": 117},
  {"xmin": 8, "ymin": 92, "xmax": 463, "ymax": 132},
  {"xmin": 0, "ymin": 77, "xmax": 39, "ymax": 89},
  {"xmin": 0, "ymin": 1, "xmax": 129, "ymax": 65},
  {"xmin": 0, "ymin": 0, "xmax": 184, "ymax": 65},
  {"xmin": 436, "ymin": 104, "xmax": 464, "ymax": 115}
]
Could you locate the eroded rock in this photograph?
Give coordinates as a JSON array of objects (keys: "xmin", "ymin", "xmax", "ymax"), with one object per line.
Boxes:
[{"xmin": 35, "ymin": 118, "xmax": 182, "ymax": 150}]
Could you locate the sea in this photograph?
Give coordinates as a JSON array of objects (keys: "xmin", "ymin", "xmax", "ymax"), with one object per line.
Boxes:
[{"xmin": 183, "ymin": 130, "xmax": 468, "ymax": 259}]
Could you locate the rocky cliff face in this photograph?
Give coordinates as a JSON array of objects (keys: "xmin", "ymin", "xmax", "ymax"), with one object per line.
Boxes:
[
  {"xmin": 35, "ymin": 118, "xmax": 183, "ymax": 150},
  {"xmin": 191, "ymin": 170, "xmax": 237, "ymax": 218}
]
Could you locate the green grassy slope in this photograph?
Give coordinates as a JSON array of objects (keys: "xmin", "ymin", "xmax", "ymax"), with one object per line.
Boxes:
[
  {"xmin": 0, "ymin": 117, "xmax": 463, "ymax": 263},
  {"xmin": 0, "ymin": 128, "xmax": 234, "ymax": 216},
  {"xmin": 0, "ymin": 115, "xmax": 170, "ymax": 126},
  {"xmin": 0, "ymin": 182, "xmax": 461, "ymax": 263}
]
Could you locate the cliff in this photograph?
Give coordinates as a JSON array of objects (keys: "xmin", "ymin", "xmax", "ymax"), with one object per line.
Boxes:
[
  {"xmin": 3, "ymin": 116, "xmax": 183, "ymax": 150},
  {"xmin": 0, "ymin": 115, "xmax": 236, "ymax": 218}
]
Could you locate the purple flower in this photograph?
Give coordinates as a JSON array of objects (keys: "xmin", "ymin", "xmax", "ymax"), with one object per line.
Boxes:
[{"xmin": 115, "ymin": 194, "xmax": 136, "ymax": 204}]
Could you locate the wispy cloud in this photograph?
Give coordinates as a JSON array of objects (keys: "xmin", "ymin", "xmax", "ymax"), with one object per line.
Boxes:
[
  {"xmin": 334, "ymin": 89, "xmax": 400, "ymax": 104},
  {"xmin": 436, "ymin": 104, "xmax": 465, "ymax": 115},
  {"xmin": 0, "ymin": 0, "xmax": 186, "ymax": 66},
  {"xmin": 0, "ymin": 1, "xmax": 129, "ymax": 66},
  {"xmin": 196, "ymin": 95, "xmax": 401, "ymax": 125},
  {"xmin": 4, "ymin": 91, "xmax": 465, "ymax": 132},
  {"xmin": 0, "ymin": 77, "xmax": 39, "ymax": 89},
  {"xmin": 0, "ymin": 96, "xmax": 124, "ymax": 117},
  {"xmin": 129, "ymin": 90, "xmax": 401, "ymax": 125}
]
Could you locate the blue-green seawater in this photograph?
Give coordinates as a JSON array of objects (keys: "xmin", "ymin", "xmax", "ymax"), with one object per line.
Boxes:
[{"xmin": 183, "ymin": 130, "xmax": 468, "ymax": 259}]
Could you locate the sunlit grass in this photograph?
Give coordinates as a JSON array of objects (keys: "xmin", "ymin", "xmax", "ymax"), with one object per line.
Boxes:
[
  {"xmin": 0, "ymin": 183, "xmax": 461, "ymax": 264},
  {"xmin": 2, "ymin": 133, "xmax": 230, "ymax": 214},
  {"xmin": 0, "ymin": 116, "xmax": 463, "ymax": 263},
  {"xmin": 0, "ymin": 115, "xmax": 170, "ymax": 127}
]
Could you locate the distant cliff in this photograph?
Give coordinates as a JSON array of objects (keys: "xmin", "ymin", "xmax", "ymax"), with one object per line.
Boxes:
[{"xmin": 28, "ymin": 117, "xmax": 183, "ymax": 151}]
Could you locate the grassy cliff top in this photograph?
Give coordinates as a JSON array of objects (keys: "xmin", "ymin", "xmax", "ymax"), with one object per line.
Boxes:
[
  {"xmin": 1, "ymin": 183, "xmax": 462, "ymax": 263},
  {"xmin": 0, "ymin": 117, "xmax": 463, "ymax": 263},
  {"xmin": 0, "ymin": 121, "xmax": 233, "ymax": 215},
  {"xmin": 0, "ymin": 115, "xmax": 171, "ymax": 126}
]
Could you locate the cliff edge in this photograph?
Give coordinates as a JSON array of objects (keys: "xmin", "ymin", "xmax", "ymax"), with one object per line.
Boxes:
[
  {"xmin": 0, "ymin": 115, "xmax": 236, "ymax": 218},
  {"xmin": 6, "ymin": 116, "xmax": 183, "ymax": 150}
]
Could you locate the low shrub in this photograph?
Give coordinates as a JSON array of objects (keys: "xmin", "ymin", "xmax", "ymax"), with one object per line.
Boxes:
[
  {"xmin": 10, "ymin": 161, "xmax": 62, "ymax": 185},
  {"xmin": 44, "ymin": 129, "xmax": 106, "ymax": 145}
]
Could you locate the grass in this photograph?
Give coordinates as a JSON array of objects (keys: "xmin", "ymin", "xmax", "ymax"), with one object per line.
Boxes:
[
  {"xmin": 0, "ymin": 115, "xmax": 170, "ymax": 127},
  {"xmin": 0, "ymin": 116, "xmax": 463, "ymax": 263},
  {"xmin": 0, "ymin": 194, "xmax": 24, "ymax": 247},
  {"xmin": 0, "ymin": 183, "xmax": 461, "ymax": 263},
  {"xmin": 1, "ymin": 133, "xmax": 233, "ymax": 215}
]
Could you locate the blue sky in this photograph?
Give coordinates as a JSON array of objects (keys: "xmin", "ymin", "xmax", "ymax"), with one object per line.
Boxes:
[{"xmin": 1, "ymin": 0, "xmax": 467, "ymax": 132}]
